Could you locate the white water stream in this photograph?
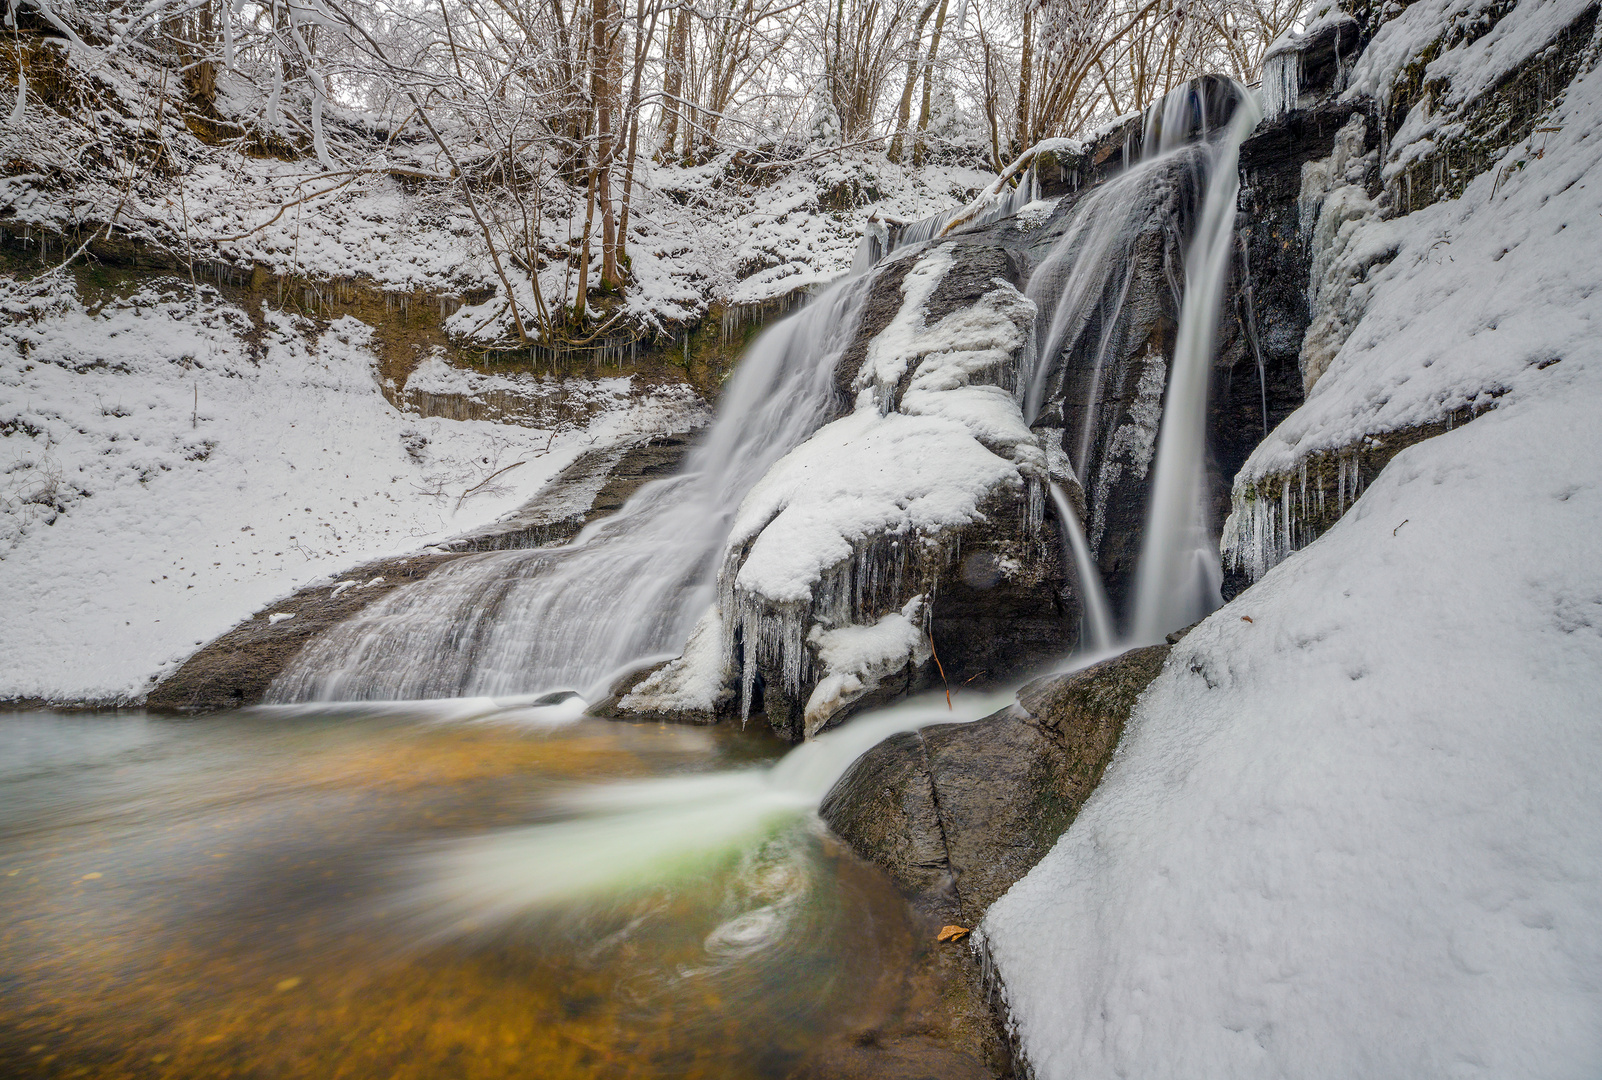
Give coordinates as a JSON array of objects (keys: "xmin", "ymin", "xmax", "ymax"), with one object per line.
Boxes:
[
  {"xmin": 401, "ymin": 685, "xmax": 1020, "ymax": 929},
  {"xmin": 1049, "ymin": 482, "xmax": 1116, "ymax": 652},
  {"xmin": 1131, "ymin": 87, "xmax": 1262, "ymax": 642},
  {"xmin": 1023, "ymin": 80, "xmax": 1257, "ymax": 644}
]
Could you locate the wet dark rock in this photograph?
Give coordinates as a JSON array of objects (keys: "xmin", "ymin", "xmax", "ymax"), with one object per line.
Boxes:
[
  {"xmin": 830, "ymin": 254, "xmax": 920, "ymax": 410},
  {"xmin": 820, "ymin": 643, "xmax": 1171, "ymax": 924},
  {"xmin": 929, "ymin": 495, "xmax": 1072, "ymax": 690},
  {"xmin": 1218, "ymin": 99, "xmax": 1382, "ymax": 599},
  {"xmin": 1025, "ymin": 158, "xmax": 1193, "ymax": 616},
  {"xmin": 145, "ymin": 553, "xmax": 458, "ymax": 712},
  {"xmin": 448, "ymin": 435, "xmax": 694, "ymax": 552}
]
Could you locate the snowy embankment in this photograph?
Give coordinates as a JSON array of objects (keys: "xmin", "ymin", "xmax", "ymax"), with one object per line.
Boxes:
[
  {"xmin": 0, "ymin": 281, "xmax": 698, "ymax": 704},
  {"xmin": 980, "ymin": 35, "xmax": 1602, "ymax": 1080}
]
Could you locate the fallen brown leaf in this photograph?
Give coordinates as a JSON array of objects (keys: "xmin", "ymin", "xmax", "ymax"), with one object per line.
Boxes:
[{"xmin": 937, "ymin": 925, "xmax": 970, "ymax": 943}]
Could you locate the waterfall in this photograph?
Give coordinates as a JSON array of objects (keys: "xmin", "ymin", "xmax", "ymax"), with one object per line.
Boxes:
[
  {"xmin": 273, "ymin": 76, "xmax": 1258, "ymax": 703},
  {"xmin": 1021, "ymin": 79, "xmax": 1237, "ymax": 449},
  {"xmin": 1049, "ymin": 482, "xmax": 1116, "ymax": 652},
  {"xmin": 1130, "ymin": 86, "xmax": 1263, "ymax": 643},
  {"xmin": 268, "ymin": 276, "xmax": 874, "ymax": 702},
  {"xmin": 1019, "ymin": 80, "xmax": 1258, "ymax": 647},
  {"xmin": 1020, "ymin": 157, "xmax": 1165, "ymax": 432}
]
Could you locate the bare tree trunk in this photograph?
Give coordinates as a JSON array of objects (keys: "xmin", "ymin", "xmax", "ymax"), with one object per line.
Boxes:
[
  {"xmin": 888, "ymin": 1, "xmax": 935, "ymax": 163},
  {"xmin": 978, "ymin": 12, "xmax": 1002, "ymax": 172},
  {"xmin": 183, "ymin": 0, "xmax": 218, "ymax": 110},
  {"xmin": 591, "ymin": 0, "xmax": 621, "ymax": 290},
  {"xmin": 575, "ymin": 158, "xmax": 597, "ymax": 321},
  {"xmin": 617, "ymin": 0, "xmax": 656, "ymax": 267},
  {"xmin": 911, "ymin": 0, "xmax": 949, "ymax": 165},
  {"xmin": 659, "ymin": 4, "xmax": 689, "ymax": 159},
  {"xmin": 1014, "ymin": 1, "xmax": 1033, "ymax": 154}
]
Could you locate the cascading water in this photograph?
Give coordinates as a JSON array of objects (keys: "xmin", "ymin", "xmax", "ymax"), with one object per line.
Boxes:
[
  {"xmin": 1048, "ymin": 482, "xmax": 1116, "ymax": 653},
  {"xmin": 1020, "ymin": 156, "xmax": 1168, "ymax": 433},
  {"xmin": 268, "ymin": 276, "xmax": 873, "ymax": 702},
  {"xmin": 1020, "ymin": 79, "xmax": 1260, "ymax": 647},
  {"xmin": 1130, "ymin": 86, "xmax": 1263, "ymax": 642},
  {"xmin": 276, "ymin": 77, "xmax": 1257, "ymax": 704}
]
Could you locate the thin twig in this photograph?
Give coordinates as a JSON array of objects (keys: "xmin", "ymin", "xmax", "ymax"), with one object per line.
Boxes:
[
  {"xmin": 928, "ymin": 632, "xmax": 952, "ymax": 710},
  {"xmin": 454, "ymin": 459, "xmax": 524, "ymax": 511}
]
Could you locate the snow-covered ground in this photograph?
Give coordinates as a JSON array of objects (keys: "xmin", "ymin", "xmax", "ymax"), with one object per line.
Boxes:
[
  {"xmin": 0, "ymin": 278, "xmax": 702, "ymax": 703},
  {"xmin": 981, "ymin": 30, "xmax": 1602, "ymax": 1080}
]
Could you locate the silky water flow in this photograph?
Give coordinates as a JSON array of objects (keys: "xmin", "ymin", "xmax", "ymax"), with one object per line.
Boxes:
[{"xmin": 269, "ymin": 277, "xmax": 874, "ymax": 703}]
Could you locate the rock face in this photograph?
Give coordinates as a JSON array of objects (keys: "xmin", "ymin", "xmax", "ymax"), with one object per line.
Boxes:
[
  {"xmin": 1219, "ymin": 97, "xmax": 1378, "ymax": 596},
  {"xmin": 1023, "ymin": 161, "xmax": 1190, "ymax": 612},
  {"xmin": 1220, "ymin": 0, "xmax": 1601, "ymax": 594},
  {"xmin": 819, "ymin": 644, "xmax": 1170, "ymax": 924},
  {"xmin": 705, "ymin": 239, "xmax": 1073, "ymax": 741}
]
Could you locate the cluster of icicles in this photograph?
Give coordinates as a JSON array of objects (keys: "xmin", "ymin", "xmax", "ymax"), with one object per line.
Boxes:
[
  {"xmin": 1221, "ymin": 449, "xmax": 1370, "ymax": 583},
  {"xmin": 272, "ymin": 79, "xmax": 1263, "ymax": 716}
]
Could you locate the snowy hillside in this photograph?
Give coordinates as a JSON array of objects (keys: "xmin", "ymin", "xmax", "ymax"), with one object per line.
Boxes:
[
  {"xmin": 0, "ymin": 278, "xmax": 701, "ymax": 703},
  {"xmin": 980, "ymin": 18, "xmax": 1602, "ymax": 1078}
]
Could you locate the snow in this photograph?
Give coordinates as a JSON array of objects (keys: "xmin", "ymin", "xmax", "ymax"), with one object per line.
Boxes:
[
  {"xmin": 0, "ymin": 279, "xmax": 698, "ymax": 703},
  {"xmin": 726, "ymin": 407, "xmax": 1025, "ymax": 606},
  {"xmin": 982, "ymin": 47, "xmax": 1602, "ymax": 1080},
  {"xmin": 618, "ymin": 606, "xmax": 731, "ymax": 715},
  {"xmin": 1351, "ymin": 0, "xmax": 1596, "ymax": 107},
  {"xmin": 1235, "ymin": 45, "xmax": 1602, "ymax": 487},
  {"xmin": 713, "ymin": 245, "xmax": 1042, "ymax": 718},
  {"xmin": 0, "ymin": 38, "xmax": 1000, "ymax": 348},
  {"xmin": 802, "ymin": 595, "xmax": 931, "ymax": 736},
  {"xmin": 985, "ymin": 360, "xmax": 1602, "ymax": 1076}
]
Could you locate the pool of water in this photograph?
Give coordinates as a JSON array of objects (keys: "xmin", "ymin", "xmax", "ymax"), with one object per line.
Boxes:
[{"xmin": 0, "ymin": 705, "xmax": 993, "ymax": 1080}]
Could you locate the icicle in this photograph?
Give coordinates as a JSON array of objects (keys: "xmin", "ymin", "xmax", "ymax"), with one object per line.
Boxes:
[
  {"xmin": 8, "ymin": 69, "xmax": 25, "ymax": 126},
  {"xmin": 1261, "ymin": 48, "xmax": 1302, "ymax": 122}
]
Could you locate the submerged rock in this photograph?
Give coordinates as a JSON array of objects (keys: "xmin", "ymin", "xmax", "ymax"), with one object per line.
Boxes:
[{"xmin": 819, "ymin": 643, "xmax": 1170, "ymax": 924}]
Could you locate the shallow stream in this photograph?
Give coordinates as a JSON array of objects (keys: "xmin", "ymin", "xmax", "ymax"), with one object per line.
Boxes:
[{"xmin": 0, "ymin": 700, "xmax": 999, "ymax": 1079}]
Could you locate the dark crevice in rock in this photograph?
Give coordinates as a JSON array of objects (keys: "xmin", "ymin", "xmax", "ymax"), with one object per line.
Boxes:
[{"xmin": 915, "ymin": 728, "xmax": 965, "ymax": 921}]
